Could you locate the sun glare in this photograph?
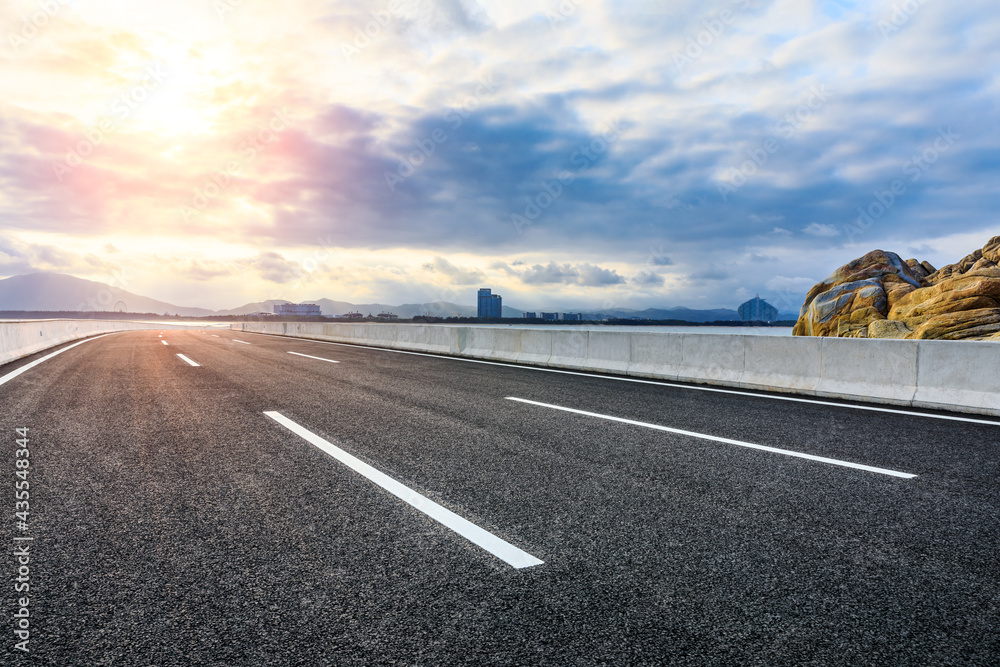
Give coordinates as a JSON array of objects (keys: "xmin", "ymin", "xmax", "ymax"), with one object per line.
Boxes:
[{"xmin": 103, "ymin": 40, "xmax": 245, "ymax": 138}]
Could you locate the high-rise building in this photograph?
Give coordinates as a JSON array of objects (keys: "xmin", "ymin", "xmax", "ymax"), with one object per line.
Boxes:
[
  {"xmin": 737, "ymin": 295, "xmax": 778, "ymax": 322},
  {"xmin": 477, "ymin": 288, "xmax": 503, "ymax": 318},
  {"xmin": 477, "ymin": 288, "xmax": 490, "ymax": 318}
]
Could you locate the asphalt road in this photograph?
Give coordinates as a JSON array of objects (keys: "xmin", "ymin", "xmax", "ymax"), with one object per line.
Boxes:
[{"xmin": 2, "ymin": 328, "xmax": 999, "ymax": 666}]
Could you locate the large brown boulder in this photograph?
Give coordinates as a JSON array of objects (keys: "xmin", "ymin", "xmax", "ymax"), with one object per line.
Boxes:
[
  {"xmin": 888, "ymin": 271, "xmax": 1000, "ymax": 327},
  {"xmin": 794, "ymin": 279, "xmax": 886, "ymax": 337},
  {"xmin": 908, "ymin": 308, "xmax": 1000, "ymax": 340},
  {"xmin": 792, "ymin": 236, "xmax": 1000, "ymax": 341},
  {"xmin": 792, "ymin": 249, "xmax": 918, "ymax": 337}
]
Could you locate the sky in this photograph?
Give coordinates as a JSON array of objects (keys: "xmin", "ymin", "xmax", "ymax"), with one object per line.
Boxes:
[{"xmin": 1, "ymin": 0, "xmax": 998, "ymax": 313}]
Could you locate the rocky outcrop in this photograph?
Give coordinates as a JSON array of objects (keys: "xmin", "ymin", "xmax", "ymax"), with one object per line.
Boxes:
[{"xmin": 793, "ymin": 235, "xmax": 1000, "ymax": 341}]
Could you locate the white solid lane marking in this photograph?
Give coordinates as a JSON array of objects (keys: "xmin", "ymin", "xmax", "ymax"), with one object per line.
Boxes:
[
  {"xmin": 288, "ymin": 351, "xmax": 340, "ymax": 364},
  {"xmin": 506, "ymin": 397, "xmax": 917, "ymax": 479},
  {"xmin": 233, "ymin": 339, "xmax": 251, "ymax": 345},
  {"xmin": 176, "ymin": 354, "xmax": 201, "ymax": 367},
  {"xmin": 211, "ymin": 334, "xmax": 220, "ymax": 337},
  {"xmin": 263, "ymin": 411, "xmax": 544, "ymax": 569},
  {"xmin": 161, "ymin": 340, "xmax": 169, "ymax": 346},
  {"xmin": 234, "ymin": 332, "xmax": 1000, "ymax": 427},
  {"xmin": 0, "ymin": 334, "xmax": 118, "ymax": 389}
]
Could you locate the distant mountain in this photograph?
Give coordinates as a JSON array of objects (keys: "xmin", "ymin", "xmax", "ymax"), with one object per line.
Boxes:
[
  {"xmin": 0, "ymin": 272, "xmax": 792, "ymax": 321},
  {"xmin": 132, "ymin": 294, "xmax": 482, "ymax": 319},
  {"xmin": 303, "ymin": 299, "xmax": 479, "ymax": 318},
  {"xmin": 0, "ymin": 273, "xmax": 214, "ymax": 316}
]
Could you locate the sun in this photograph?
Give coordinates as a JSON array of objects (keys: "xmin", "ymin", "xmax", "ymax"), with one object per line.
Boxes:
[{"xmin": 110, "ymin": 40, "xmax": 247, "ymax": 138}]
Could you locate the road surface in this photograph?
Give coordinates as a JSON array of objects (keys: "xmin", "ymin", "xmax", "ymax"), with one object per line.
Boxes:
[{"xmin": 2, "ymin": 329, "xmax": 998, "ymax": 665}]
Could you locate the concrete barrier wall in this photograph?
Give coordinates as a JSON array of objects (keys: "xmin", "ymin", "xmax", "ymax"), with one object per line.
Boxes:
[
  {"xmin": 912, "ymin": 340, "xmax": 1000, "ymax": 415},
  {"xmin": 0, "ymin": 320, "xmax": 178, "ymax": 366},
  {"xmin": 232, "ymin": 322, "xmax": 999, "ymax": 417}
]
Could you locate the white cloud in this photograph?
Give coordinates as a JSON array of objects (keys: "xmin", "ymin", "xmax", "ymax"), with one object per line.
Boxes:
[
  {"xmin": 421, "ymin": 256, "xmax": 485, "ymax": 284},
  {"xmin": 250, "ymin": 252, "xmax": 306, "ymax": 284},
  {"xmin": 803, "ymin": 222, "xmax": 839, "ymax": 237}
]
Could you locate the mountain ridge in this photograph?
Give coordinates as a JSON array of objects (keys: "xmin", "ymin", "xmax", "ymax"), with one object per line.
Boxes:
[{"xmin": 0, "ymin": 272, "xmax": 794, "ymax": 321}]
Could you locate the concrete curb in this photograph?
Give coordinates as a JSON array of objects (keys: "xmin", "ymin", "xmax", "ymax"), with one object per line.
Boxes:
[
  {"xmin": 0, "ymin": 320, "xmax": 183, "ymax": 366},
  {"xmin": 232, "ymin": 322, "xmax": 999, "ymax": 417}
]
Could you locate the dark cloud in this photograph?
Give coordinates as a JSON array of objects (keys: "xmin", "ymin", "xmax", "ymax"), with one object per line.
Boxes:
[
  {"xmin": 632, "ymin": 270, "xmax": 665, "ymax": 286},
  {"xmin": 576, "ymin": 263, "xmax": 626, "ymax": 286},
  {"xmin": 517, "ymin": 261, "xmax": 624, "ymax": 286},
  {"xmin": 521, "ymin": 262, "xmax": 579, "ymax": 285},
  {"xmin": 689, "ymin": 267, "xmax": 731, "ymax": 282}
]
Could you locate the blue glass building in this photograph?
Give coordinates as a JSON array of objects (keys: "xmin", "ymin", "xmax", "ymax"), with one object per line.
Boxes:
[
  {"xmin": 737, "ymin": 295, "xmax": 778, "ymax": 322},
  {"xmin": 477, "ymin": 288, "xmax": 502, "ymax": 318}
]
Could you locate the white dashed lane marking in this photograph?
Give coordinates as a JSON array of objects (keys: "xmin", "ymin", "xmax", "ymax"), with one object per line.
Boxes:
[
  {"xmin": 506, "ymin": 397, "xmax": 918, "ymax": 479},
  {"xmin": 264, "ymin": 411, "xmax": 543, "ymax": 569}
]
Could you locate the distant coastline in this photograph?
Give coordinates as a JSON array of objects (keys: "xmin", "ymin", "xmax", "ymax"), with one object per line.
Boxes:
[{"xmin": 0, "ymin": 310, "xmax": 796, "ymax": 334}]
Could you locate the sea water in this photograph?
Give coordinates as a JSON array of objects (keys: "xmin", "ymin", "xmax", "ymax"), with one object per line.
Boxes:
[{"xmin": 495, "ymin": 324, "xmax": 794, "ymax": 336}]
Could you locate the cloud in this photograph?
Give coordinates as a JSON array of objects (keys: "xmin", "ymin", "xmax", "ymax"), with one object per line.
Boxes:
[
  {"xmin": 765, "ymin": 276, "xmax": 821, "ymax": 312},
  {"xmin": 250, "ymin": 252, "xmax": 305, "ymax": 284},
  {"xmin": 645, "ymin": 246, "xmax": 674, "ymax": 266},
  {"xmin": 803, "ymin": 222, "xmax": 839, "ymax": 238},
  {"xmin": 182, "ymin": 259, "xmax": 235, "ymax": 282},
  {"xmin": 576, "ymin": 263, "xmax": 626, "ymax": 286},
  {"xmin": 0, "ymin": 237, "xmax": 119, "ymax": 277},
  {"xmin": 421, "ymin": 256, "xmax": 485, "ymax": 284},
  {"xmin": 517, "ymin": 261, "xmax": 625, "ymax": 286},
  {"xmin": 689, "ymin": 267, "xmax": 731, "ymax": 282},
  {"xmin": 632, "ymin": 270, "xmax": 665, "ymax": 286},
  {"xmin": 766, "ymin": 276, "xmax": 819, "ymax": 292},
  {"xmin": 906, "ymin": 244, "xmax": 936, "ymax": 257},
  {"xmin": 1, "ymin": 0, "xmax": 999, "ymax": 311},
  {"xmin": 315, "ymin": 104, "xmax": 381, "ymax": 137},
  {"xmin": 520, "ymin": 262, "xmax": 579, "ymax": 285}
]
